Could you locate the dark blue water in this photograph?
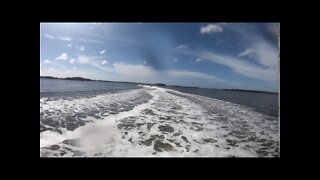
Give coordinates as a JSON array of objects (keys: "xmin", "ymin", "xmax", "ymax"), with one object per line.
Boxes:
[
  {"xmin": 40, "ymin": 78, "xmax": 141, "ymax": 97},
  {"xmin": 165, "ymin": 86, "xmax": 279, "ymax": 117}
]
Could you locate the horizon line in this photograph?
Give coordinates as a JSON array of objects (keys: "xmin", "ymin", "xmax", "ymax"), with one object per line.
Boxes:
[{"xmin": 40, "ymin": 75, "xmax": 278, "ymax": 94}]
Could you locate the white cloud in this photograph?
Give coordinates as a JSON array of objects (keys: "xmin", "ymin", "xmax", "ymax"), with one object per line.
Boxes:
[
  {"xmin": 100, "ymin": 49, "xmax": 106, "ymax": 54},
  {"xmin": 200, "ymin": 24, "xmax": 223, "ymax": 34},
  {"xmin": 44, "ymin": 59, "xmax": 51, "ymax": 64},
  {"xmin": 42, "ymin": 60, "xmax": 229, "ymax": 87},
  {"xmin": 167, "ymin": 70, "xmax": 220, "ymax": 82},
  {"xmin": 78, "ymin": 55, "xmax": 91, "ymax": 64},
  {"xmin": 238, "ymin": 48, "xmax": 255, "ymax": 58},
  {"xmin": 55, "ymin": 53, "xmax": 68, "ymax": 60},
  {"xmin": 76, "ymin": 46, "xmax": 85, "ymax": 51},
  {"xmin": 59, "ymin": 36, "xmax": 72, "ymax": 41},
  {"xmin": 177, "ymin": 45, "xmax": 278, "ymax": 83},
  {"xmin": 113, "ymin": 63, "xmax": 155, "ymax": 77},
  {"xmin": 69, "ymin": 58, "xmax": 75, "ymax": 64},
  {"xmin": 177, "ymin": 44, "xmax": 189, "ymax": 49},
  {"xmin": 76, "ymin": 55, "xmax": 113, "ymax": 73},
  {"xmin": 79, "ymin": 38, "xmax": 104, "ymax": 44},
  {"xmin": 196, "ymin": 58, "xmax": 202, "ymax": 62},
  {"xmin": 254, "ymin": 42, "xmax": 278, "ymax": 68},
  {"xmin": 43, "ymin": 34, "xmax": 72, "ymax": 42},
  {"xmin": 42, "ymin": 67, "xmax": 92, "ymax": 79},
  {"xmin": 41, "ymin": 66, "xmax": 119, "ymax": 81},
  {"xmin": 44, "ymin": 34, "xmax": 55, "ymax": 39},
  {"xmin": 101, "ymin": 60, "xmax": 108, "ymax": 65},
  {"xmin": 67, "ymin": 43, "xmax": 72, "ymax": 47},
  {"xmin": 112, "ymin": 62, "xmax": 225, "ymax": 83},
  {"xmin": 238, "ymin": 43, "xmax": 278, "ymax": 68},
  {"xmin": 173, "ymin": 58, "xmax": 178, "ymax": 62}
]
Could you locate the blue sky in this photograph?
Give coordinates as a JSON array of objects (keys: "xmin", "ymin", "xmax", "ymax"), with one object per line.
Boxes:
[{"xmin": 40, "ymin": 23, "xmax": 279, "ymax": 91}]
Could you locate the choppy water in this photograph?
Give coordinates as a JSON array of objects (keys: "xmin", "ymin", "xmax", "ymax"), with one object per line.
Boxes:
[{"xmin": 40, "ymin": 83, "xmax": 280, "ymax": 157}]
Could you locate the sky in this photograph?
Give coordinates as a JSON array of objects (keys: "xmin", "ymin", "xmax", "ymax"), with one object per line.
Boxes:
[{"xmin": 40, "ymin": 23, "xmax": 279, "ymax": 92}]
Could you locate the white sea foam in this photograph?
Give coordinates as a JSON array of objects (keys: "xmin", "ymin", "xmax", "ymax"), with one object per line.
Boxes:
[{"xmin": 40, "ymin": 86, "xmax": 279, "ymax": 157}]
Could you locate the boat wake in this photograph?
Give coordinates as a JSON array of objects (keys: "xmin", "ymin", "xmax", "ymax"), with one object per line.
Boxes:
[{"xmin": 40, "ymin": 86, "xmax": 279, "ymax": 157}]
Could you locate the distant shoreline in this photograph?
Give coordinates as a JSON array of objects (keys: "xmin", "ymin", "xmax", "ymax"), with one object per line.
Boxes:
[{"xmin": 40, "ymin": 76, "xmax": 278, "ymax": 94}]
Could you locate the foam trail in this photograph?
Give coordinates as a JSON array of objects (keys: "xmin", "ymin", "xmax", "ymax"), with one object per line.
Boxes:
[{"xmin": 40, "ymin": 86, "xmax": 279, "ymax": 157}]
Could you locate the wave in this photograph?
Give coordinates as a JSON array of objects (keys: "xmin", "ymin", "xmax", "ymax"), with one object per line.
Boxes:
[{"xmin": 40, "ymin": 86, "xmax": 279, "ymax": 157}]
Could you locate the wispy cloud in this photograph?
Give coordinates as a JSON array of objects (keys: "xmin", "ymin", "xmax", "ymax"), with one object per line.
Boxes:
[
  {"xmin": 43, "ymin": 34, "xmax": 72, "ymax": 41},
  {"xmin": 44, "ymin": 34, "xmax": 55, "ymax": 39},
  {"xmin": 41, "ymin": 66, "xmax": 119, "ymax": 81},
  {"xmin": 177, "ymin": 45, "xmax": 278, "ymax": 83},
  {"xmin": 167, "ymin": 70, "xmax": 221, "ymax": 82},
  {"xmin": 44, "ymin": 59, "xmax": 51, "ymax": 64},
  {"xmin": 253, "ymin": 42, "xmax": 278, "ymax": 68},
  {"xmin": 101, "ymin": 60, "xmax": 108, "ymax": 65},
  {"xmin": 196, "ymin": 58, "xmax": 202, "ymax": 62},
  {"xmin": 41, "ymin": 23, "xmax": 278, "ymax": 90},
  {"xmin": 100, "ymin": 49, "xmax": 106, "ymax": 54},
  {"xmin": 59, "ymin": 36, "xmax": 72, "ymax": 41},
  {"xmin": 78, "ymin": 55, "xmax": 91, "ymax": 64},
  {"xmin": 79, "ymin": 38, "xmax": 104, "ymax": 44},
  {"xmin": 113, "ymin": 63, "xmax": 155, "ymax": 77},
  {"xmin": 112, "ymin": 62, "xmax": 226, "ymax": 83},
  {"xmin": 42, "ymin": 67, "xmax": 93, "ymax": 79},
  {"xmin": 77, "ymin": 55, "xmax": 113, "ymax": 73},
  {"xmin": 177, "ymin": 44, "xmax": 189, "ymax": 49},
  {"xmin": 69, "ymin": 58, "xmax": 75, "ymax": 64},
  {"xmin": 238, "ymin": 48, "xmax": 255, "ymax": 58},
  {"xmin": 43, "ymin": 58, "xmax": 230, "ymax": 87},
  {"xmin": 55, "ymin": 53, "xmax": 68, "ymax": 60},
  {"xmin": 76, "ymin": 46, "xmax": 85, "ymax": 51},
  {"xmin": 200, "ymin": 24, "xmax": 223, "ymax": 34}
]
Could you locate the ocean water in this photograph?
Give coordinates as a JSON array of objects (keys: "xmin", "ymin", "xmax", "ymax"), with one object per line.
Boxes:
[
  {"xmin": 165, "ymin": 86, "xmax": 279, "ymax": 117},
  {"xmin": 40, "ymin": 79, "xmax": 280, "ymax": 157},
  {"xmin": 40, "ymin": 78, "xmax": 140, "ymax": 97}
]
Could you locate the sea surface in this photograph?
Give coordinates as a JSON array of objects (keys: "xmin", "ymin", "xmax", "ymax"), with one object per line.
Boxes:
[
  {"xmin": 40, "ymin": 78, "xmax": 140, "ymax": 97},
  {"xmin": 165, "ymin": 86, "xmax": 279, "ymax": 117},
  {"xmin": 40, "ymin": 78, "xmax": 280, "ymax": 157}
]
